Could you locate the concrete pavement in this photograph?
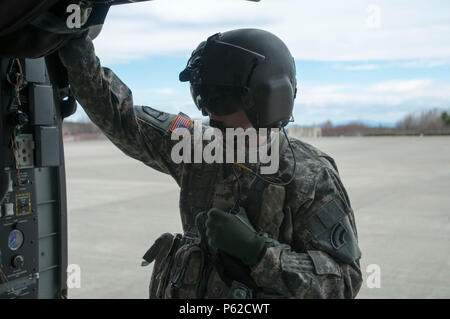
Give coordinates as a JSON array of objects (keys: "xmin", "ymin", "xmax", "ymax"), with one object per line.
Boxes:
[{"xmin": 63, "ymin": 136, "xmax": 450, "ymax": 298}]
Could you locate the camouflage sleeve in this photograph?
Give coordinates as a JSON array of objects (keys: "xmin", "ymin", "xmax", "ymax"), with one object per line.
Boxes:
[
  {"xmin": 58, "ymin": 33, "xmax": 184, "ymax": 181},
  {"xmin": 250, "ymin": 168, "xmax": 363, "ymax": 298}
]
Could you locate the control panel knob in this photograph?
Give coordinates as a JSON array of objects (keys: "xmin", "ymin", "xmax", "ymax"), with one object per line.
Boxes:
[{"xmin": 12, "ymin": 255, "xmax": 24, "ymax": 268}]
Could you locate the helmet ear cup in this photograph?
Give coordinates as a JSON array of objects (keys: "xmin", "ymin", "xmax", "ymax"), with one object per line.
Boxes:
[
  {"xmin": 240, "ymin": 87, "xmax": 254, "ymax": 111},
  {"xmin": 254, "ymin": 76, "xmax": 295, "ymax": 128}
]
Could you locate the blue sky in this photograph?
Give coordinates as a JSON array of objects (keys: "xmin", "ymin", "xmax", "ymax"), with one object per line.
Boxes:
[{"xmin": 71, "ymin": 0, "xmax": 450, "ymax": 126}]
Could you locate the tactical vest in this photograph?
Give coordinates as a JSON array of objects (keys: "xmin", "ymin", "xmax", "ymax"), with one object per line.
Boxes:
[{"xmin": 142, "ymin": 134, "xmax": 288, "ymax": 299}]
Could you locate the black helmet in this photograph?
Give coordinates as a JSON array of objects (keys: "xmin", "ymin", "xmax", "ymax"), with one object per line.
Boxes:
[{"xmin": 179, "ymin": 28, "xmax": 297, "ymax": 129}]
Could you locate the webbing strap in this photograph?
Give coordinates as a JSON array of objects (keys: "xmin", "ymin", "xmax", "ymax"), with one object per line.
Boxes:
[{"xmin": 241, "ymin": 131, "xmax": 286, "ymax": 226}]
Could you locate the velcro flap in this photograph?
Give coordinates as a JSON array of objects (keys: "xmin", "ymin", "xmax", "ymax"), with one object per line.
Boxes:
[{"xmin": 307, "ymin": 250, "xmax": 341, "ymax": 277}]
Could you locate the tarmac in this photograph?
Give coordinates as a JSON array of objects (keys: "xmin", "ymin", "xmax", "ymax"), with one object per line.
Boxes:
[{"xmin": 64, "ymin": 136, "xmax": 450, "ymax": 299}]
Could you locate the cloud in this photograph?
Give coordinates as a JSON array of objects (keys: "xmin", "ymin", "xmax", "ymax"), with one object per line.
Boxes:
[
  {"xmin": 300, "ymin": 79, "xmax": 450, "ymax": 105},
  {"xmin": 333, "ymin": 64, "xmax": 380, "ymax": 71},
  {"xmin": 300, "ymin": 85, "xmax": 349, "ymax": 105},
  {"xmin": 398, "ymin": 59, "xmax": 450, "ymax": 68},
  {"xmin": 93, "ymin": 0, "xmax": 450, "ymax": 65},
  {"xmin": 294, "ymin": 80, "xmax": 450, "ymax": 124},
  {"xmin": 152, "ymin": 88, "xmax": 177, "ymax": 95},
  {"xmin": 368, "ymin": 79, "xmax": 432, "ymax": 92}
]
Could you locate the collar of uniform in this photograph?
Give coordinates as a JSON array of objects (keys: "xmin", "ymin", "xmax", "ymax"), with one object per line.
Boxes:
[{"xmin": 235, "ymin": 130, "xmax": 286, "ymax": 175}]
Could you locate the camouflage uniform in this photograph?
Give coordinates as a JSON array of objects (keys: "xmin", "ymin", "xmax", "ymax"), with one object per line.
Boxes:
[{"xmin": 59, "ymin": 35, "xmax": 363, "ymax": 299}]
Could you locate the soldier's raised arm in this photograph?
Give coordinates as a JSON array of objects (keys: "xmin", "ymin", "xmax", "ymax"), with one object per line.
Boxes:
[{"xmin": 58, "ymin": 32, "xmax": 186, "ymax": 182}]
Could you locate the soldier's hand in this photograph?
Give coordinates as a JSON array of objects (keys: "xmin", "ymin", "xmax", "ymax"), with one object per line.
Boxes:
[{"xmin": 205, "ymin": 207, "xmax": 269, "ymax": 266}]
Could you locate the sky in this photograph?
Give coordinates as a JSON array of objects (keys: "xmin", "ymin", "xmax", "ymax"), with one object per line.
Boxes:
[{"xmin": 71, "ymin": 0, "xmax": 450, "ymax": 126}]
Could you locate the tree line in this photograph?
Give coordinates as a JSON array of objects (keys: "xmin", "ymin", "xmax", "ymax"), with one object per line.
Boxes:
[
  {"xmin": 63, "ymin": 108, "xmax": 450, "ymax": 138},
  {"xmin": 318, "ymin": 108, "xmax": 450, "ymax": 136}
]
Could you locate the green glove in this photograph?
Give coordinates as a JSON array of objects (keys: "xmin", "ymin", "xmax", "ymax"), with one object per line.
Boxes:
[{"xmin": 205, "ymin": 207, "xmax": 272, "ymax": 266}]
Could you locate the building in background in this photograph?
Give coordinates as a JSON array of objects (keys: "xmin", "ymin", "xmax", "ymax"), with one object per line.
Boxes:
[{"xmin": 287, "ymin": 126, "xmax": 322, "ymax": 138}]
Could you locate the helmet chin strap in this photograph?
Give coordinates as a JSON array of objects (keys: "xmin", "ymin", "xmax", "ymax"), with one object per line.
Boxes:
[{"xmin": 208, "ymin": 119, "xmax": 226, "ymax": 130}]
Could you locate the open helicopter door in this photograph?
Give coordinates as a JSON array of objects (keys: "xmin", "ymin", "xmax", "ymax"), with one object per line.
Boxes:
[
  {"xmin": 0, "ymin": 0, "xmax": 261, "ymax": 299},
  {"xmin": 0, "ymin": 0, "xmax": 127, "ymax": 298},
  {"xmin": 0, "ymin": 0, "xmax": 154, "ymax": 300},
  {"xmin": 0, "ymin": 56, "xmax": 69, "ymax": 299},
  {"xmin": 0, "ymin": 0, "xmax": 103, "ymax": 299}
]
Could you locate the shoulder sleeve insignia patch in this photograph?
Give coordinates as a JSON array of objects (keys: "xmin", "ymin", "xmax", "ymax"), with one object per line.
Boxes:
[
  {"xmin": 134, "ymin": 105, "xmax": 192, "ymax": 136},
  {"xmin": 169, "ymin": 113, "xmax": 192, "ymax": 137},
  {"xmin": 306, "ymin": 199, "xmax": 362, "ymax": 264}
]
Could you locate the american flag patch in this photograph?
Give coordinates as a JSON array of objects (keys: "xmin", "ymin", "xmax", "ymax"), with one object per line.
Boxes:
[{"xmin": 169, "ymin": 114, "xmax": 192, "ymax": 136}]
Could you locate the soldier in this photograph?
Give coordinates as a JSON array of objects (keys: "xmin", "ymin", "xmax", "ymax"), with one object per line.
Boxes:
[{"xmin": 58, "ymin": 28, "xmax": 363, "ymax": 299}]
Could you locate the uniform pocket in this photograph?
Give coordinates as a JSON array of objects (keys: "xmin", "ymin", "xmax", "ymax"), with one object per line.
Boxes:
[
  {"xmin": 307, "ymin": 250, "xmax": 341, "ymax": 277},
  {"xmin": 145, "ymin": 233, "xmax": 175, "ymax": 299},
  {"xmin": 153, "ymin": 233, "xmax": 182, "ymax": 298},
  {"xmin": 166, "ymin": 243, "xmax": 205, "ymax": 299}
]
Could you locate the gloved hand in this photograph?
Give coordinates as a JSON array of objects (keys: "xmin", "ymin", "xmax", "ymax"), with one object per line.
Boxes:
[{"xmin": 205, "ymin": 207, "xmax": 273, "ymax": 266}]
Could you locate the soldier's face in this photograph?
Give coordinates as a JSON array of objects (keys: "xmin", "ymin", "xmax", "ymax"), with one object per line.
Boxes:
[{"xmin": 207, "ymin": 108, "xmax": 253, "ymax": 129}]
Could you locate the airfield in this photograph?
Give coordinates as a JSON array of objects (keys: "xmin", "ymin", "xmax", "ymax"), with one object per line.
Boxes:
[{"xmin": 64, "ymin": 136, "xmax": 450, "ymax": 299}]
